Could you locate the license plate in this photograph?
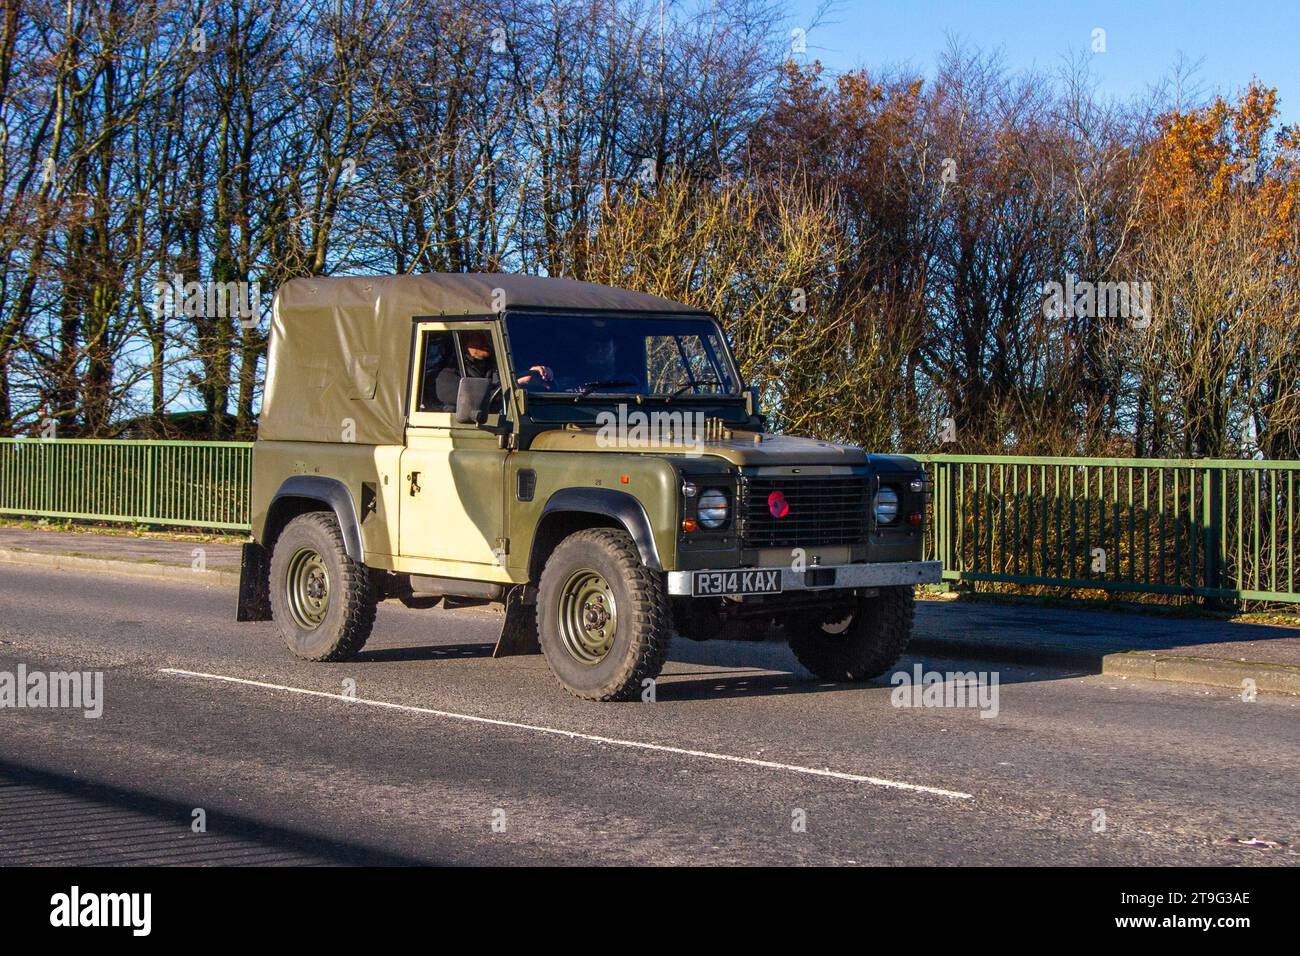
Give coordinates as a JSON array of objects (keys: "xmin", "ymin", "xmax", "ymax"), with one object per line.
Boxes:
[{"xmin": 691, "ymin": 569, "xmax": 783, "ymax": 597}]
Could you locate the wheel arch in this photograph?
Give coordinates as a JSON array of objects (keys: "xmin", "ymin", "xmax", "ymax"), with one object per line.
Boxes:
[
  {"xmin": 265, "ymin": 476, "xmax": 365, "ymax": 563},
  {"xmin": 529, "ymin": 488, "xmax": 662, "ymax": 581}
]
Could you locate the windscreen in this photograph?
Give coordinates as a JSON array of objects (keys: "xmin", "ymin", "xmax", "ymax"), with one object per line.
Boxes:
[{"xmin": 504, "ymin": 313, "xmax": 739, "ymax": 397}]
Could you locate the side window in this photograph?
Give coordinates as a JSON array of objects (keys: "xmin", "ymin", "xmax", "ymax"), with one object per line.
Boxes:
[
  {"xmin": 453, "ymin": 327, "xmax": 510, "ymax": 417},
  {"xmin": 415, "ymin": 330, "xmax": 459, "ymax": 412}
]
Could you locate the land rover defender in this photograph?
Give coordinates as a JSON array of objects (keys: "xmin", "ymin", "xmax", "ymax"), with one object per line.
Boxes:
[{"xmin": 237, "ymin": 274, "xmax": 942, "ymax": 700}]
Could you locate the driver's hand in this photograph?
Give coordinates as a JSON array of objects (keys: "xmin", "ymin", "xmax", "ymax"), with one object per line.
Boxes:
[{"xmin": 519, "ymin": 365, "xmax": 553, "ymax": 389}]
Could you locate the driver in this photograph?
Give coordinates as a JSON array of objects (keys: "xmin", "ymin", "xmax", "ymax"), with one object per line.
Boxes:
[{"xmin": 435, "ymin": 330, "xmax": 553, "ymax": 407}]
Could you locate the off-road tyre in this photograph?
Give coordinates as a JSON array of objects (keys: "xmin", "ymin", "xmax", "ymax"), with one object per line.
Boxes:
[
  {"xmin": 787, "ymin": 585, "xmax": 914, "ymax": 681},
  {"xmin": 270, "ymin": 511, "xmax": 377, "ymax": 662},
  {"xmin": 537, "ymin": 528, "xmax": 671, "ymax": 701}
]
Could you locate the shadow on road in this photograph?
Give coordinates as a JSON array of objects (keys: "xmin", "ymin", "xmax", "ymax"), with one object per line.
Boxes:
[
  {"xmin": 654, "ymin": 669, "xmax": 862, "ymax": 701},
  {"xmin": 656, "ymin": 635, "xmax": 1086, "ymax": 701},
  {"xmin": 355, "ymin": 641, "xmax": 497, "ymax": 663},
  {"xmin": 350, "ymin": 625, "xmax": 1085, "ymax": 702},
  {"xmin": 0, "ymin": 758, "xmax": 431, "ymax": 866}
]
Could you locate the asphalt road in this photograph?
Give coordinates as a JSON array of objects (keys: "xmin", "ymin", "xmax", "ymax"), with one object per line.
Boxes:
[{"xmin": 0, "ymin": 562, "xmax": 1296, "ymax": 866}]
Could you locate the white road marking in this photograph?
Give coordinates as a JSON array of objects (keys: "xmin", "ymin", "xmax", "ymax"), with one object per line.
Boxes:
[{"xmin": 160, "ymin": 667, "xmax": 973, "ymax": 800}]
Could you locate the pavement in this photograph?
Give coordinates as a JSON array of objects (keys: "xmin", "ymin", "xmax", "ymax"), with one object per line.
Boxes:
[
  {"xmin": 0, "ymin": 557, "xmax": 1297, "ymax": 865},
  {"xmin": 0, "ymin": 527, "xmax": 243, "ymax": 578},
  {"xmin": 2, "ymin": 525, "xmax": 1299, "ymax": 695}
]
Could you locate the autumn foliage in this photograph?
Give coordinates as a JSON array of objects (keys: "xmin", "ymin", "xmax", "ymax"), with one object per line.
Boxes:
[{"xmin": 0, "ymin": 2, "xmax": 1296, "ymax": 460}]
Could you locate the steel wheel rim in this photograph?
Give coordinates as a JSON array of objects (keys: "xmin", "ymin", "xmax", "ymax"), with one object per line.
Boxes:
[
  {"xmin": 286, "ymin": 547, "xmax": 330, "ymax": 630},
  {"xmin": 557, "ymin": 568, "xmax": 618, "ymax": 665},
  {"xmin": 820, "ymin": 611, "xmax": 854, "ymax": 635}
]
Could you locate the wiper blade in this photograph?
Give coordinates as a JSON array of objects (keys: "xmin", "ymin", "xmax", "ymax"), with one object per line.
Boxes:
[
  {"xmin": 574, "ymin": 379, "xmax": 638, "ymax": 396},
  {"xmin": 667, "ymin": 378, "xmax": 724, "ymax": 399}
]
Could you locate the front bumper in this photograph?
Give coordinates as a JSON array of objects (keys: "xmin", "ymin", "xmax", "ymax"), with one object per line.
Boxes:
[{"xmin": 664, "ymin": 559, "xmax": 943, "ymax": 596}]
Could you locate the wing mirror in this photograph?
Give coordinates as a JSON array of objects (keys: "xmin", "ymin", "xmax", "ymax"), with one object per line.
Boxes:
[{"xmin": 454, "ymin": 377, "xmax": 493, "ymax": 424}]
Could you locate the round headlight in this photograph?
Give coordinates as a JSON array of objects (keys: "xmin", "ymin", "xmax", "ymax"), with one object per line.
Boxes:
[
  {"xmin": 697, "ymin": 488, "xmax": 730, "ymax": 529},
  {"xmin": 875, "ymin": 486, "xmax": 900, "ymax": 525}
]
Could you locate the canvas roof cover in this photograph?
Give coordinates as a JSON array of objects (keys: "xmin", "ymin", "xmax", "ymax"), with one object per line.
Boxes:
[{"xmin": 259, "ymin": 273, "xmax": 706, "ymax": 445}]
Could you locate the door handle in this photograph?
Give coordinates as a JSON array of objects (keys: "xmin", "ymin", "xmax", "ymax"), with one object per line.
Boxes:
[{"xmin": 407, "ymin": 471, "xmax": 421, "ymax": 496}]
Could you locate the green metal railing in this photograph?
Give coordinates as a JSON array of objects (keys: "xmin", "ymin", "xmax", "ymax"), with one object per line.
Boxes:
[
  {"xmin": 0, "ymin": 439, "xmax": 253, "ymax": 531},
  {"xmin": 2, "ymin": 440, "xmax": 1297, "ymax": 604},
  {"xmin": 918, "ymin": 455, "xmax": 1300, "ymax": 604}
]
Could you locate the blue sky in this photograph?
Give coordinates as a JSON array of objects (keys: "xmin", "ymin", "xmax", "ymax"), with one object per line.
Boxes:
[{"xmin": 783, "ymin": 0, "xmax": 1298, "ymax": 125}]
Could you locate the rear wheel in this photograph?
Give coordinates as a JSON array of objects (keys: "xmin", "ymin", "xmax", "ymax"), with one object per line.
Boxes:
[
  {"xmin": 270, "ymin": 511, "xmax": 376, "ymax": 661},
  {"xmin": 787, "ymin": 586, "xmax": 914, "ymax": 681},
  {"xmin": 537, "ymin": 528, "xmax": 671, "ymax": 701}
]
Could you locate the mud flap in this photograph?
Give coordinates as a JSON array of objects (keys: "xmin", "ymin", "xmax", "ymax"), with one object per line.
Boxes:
[
  {"xmin": 493, "ymin": 585, "xmax": 540, "ymax": 657},
  {"xmin": 236, "ymin": 541, "xmax": 273, "ymax": 622}
]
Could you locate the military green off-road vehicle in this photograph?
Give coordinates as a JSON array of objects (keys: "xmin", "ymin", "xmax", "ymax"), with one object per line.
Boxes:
[{"xmin": 237, "ymin": 274, "xmax": 941, "ymax": 700}]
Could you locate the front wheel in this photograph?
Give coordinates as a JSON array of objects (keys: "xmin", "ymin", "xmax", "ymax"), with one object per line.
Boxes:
[
  {"xmin": 787, "ymin": 586, "xmax": 914, "ymax": 681},
  {"xmin": 536, "ymin": 528, "xmax": 671, "ymax": 701},
  {"xmin": 269, "ymin": 511, "xmax": 377, "ymax": 661}
]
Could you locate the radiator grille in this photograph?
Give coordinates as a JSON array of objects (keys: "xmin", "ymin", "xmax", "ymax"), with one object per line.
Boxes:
[{"xmin": 739, "ymin": 474, "xmax": 869, "ymax": 548}]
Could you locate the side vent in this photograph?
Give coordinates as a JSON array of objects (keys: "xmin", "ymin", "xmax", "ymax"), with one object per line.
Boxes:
[{"xmin": 516, "ymin": 469, "xmax": 537, "ymax": 502}]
